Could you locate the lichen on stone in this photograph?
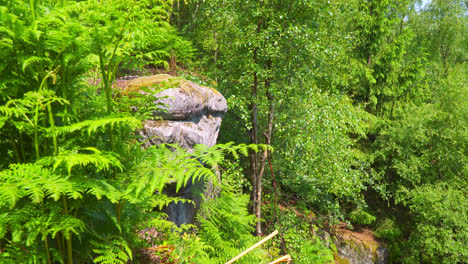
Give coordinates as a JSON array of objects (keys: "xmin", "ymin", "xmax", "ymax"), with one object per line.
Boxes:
[
  {"xmin": 334, "ymin": 227, "xmax": 388, "ymax": 264},
  {"xmin": 335, "ymin": 252, "xmax": 351, "ymax": 264},
  {"xmin": 121, "ymin": 74, "xmax": 178, "ymax": 95},
  {"xmin": 145, "ymin": 120, "xmax": 169, "ymax": 128}
]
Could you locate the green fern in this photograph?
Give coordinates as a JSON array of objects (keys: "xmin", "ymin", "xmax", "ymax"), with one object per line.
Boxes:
[
  {"xmin": 0, "ymin": 105, "xmax": 22, "ymax": 118},
  {"xmin": 166, "ymin": 190, "xmax": 264, "ymax": 264},
  {"xmin": 22, "ymin": 56, "xmax": 52, "ymax": 72},
  {"xmin": 0, "ymin": 162, "xmax": 88, "ymax": 207},
  {"xmin": 91, "ymin": 234, "xmax": 132, "ymax": 264},
  {"xmin": 196, "ymin": 191, "xmax": 262, "ymax": 263},
  {"xmin": 53, "ymin": 116, "xmax": 142, "ymax": 137},
  {"xmin": 49, "ymin": 147, "xmax": 123, "ymax": 174},
  {"xmin": 81, "ymin": 178, "xmax": 120, "ymax": 202},
  {"xmin": 0, "ymin": 2, "xmax": 263, "ymax": 264},
  {"xmin": 0, "ymin": 163, "xmax": 54, "ymax": 207}
]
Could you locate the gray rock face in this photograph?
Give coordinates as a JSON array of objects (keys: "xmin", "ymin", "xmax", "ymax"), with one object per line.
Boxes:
[
  {"xmin": 134, "ymin": 75, "xmax": 227, "ymax": 226},
  {"xmin": 152, "ymin": 85, "xmax": 227, "ymax": 121},
  {"xmin": 137, "ymin": 75, "xmax": 227, "ymax": 151},
  {"xmin": 334, "ymin": 230, "xmax": 389, "ymax": 264},
  {"xmin": 142, "ymin": 114, "xmax": 223, "ymax": 151}
]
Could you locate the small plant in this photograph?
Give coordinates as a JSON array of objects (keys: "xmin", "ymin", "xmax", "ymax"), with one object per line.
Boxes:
[
  {"xmin": 269, "ymin": 207, "xmax": 334, "ymax": 264},
  {"xmin": 374, "ymin": 218, "xmax": 402, "ymax": 242},
  {"xmin": 348, "ymin": 209, "xmax": 376, "ymax": 226}
]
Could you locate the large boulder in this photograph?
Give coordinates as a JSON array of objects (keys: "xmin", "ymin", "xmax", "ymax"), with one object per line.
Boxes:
[
  {"xmin": 333, "ymin": 228, "xmax": 389, "ymax": 264},
  {"xmin": 120, "ymin": 74, "xmax": 227, "ymax": 226}
]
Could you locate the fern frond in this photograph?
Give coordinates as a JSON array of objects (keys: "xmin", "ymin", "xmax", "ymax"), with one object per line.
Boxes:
[
  {"xmin": 40, "ymin": 175, "xmax": 74, "ymax": 201},
  {"xmin": 24, "ymin": 216, "xmax": 47, "ymax": 246},
  {"xmin": 0, "ymin": 212, "xmax": 8, "ymax": 238},
  {"xmin": 0, "ymin": 182, "xmax": 22, "ymax": 209},
  {"xmin": 49, "ymin": 215, "xmax": 86, "ymax": 239},
  {"xmin": 91, "ymin": 235, "xmax": 132, "ymax": 264},
  {"xmin": 21, "ymin": 56, "xmax": 51, "ymax": 72},
  {"xmin": 22, "ymin": 90, "xmax": 69, "ymax": 107},
  {"xmin": 82, "ymin": 179, "xmax": 127, "ymax": 204},
  {"xmin": 0, "ymin": 105, "xmax": 22, "ymax": 118},
  {"xmin": 151, "ymin": 195, "xmax": 193, "ymax": 211},
  {"xmin": 0, "ymin": 104, "xmax": 24, "ymax": 129},
  {"xmin": 192, "ymin": 189, "xmax": 263, "ymax": 263},
  {"xmin": 0, "ymin": 163, "xmax": 83, "ymax": 205},
  {"xmin": 23, "ymin": 182, "xmax": 45, "ymax": 204},
  {"xmin": 52, "ymin": 147, "xmax": 123, "ymax": 174},
  {"xmin": 0, "ymin": 164, "xmax": 41, "ymax": 207},
  {"xmin": 53, "ymin": 116, "xmax": 142, "ymax": 136},
  {"xmin": 0, "ymin": 25, "xmax": 15, "ymax": 39}
]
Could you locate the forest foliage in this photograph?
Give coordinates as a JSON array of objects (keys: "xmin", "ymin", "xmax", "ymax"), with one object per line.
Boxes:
[{"xmin": 0, "ymin": 0, "xmax": 467, "ymax": 263}]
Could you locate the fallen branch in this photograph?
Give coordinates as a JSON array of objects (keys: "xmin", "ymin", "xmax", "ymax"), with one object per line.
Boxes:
[
  {"xmin": 225, "ymin": 230, "xmax": 279, "ymax": 264},
  {"xmin": 268, "ymin": 254, "xmax": 292, "ymax": 264}
]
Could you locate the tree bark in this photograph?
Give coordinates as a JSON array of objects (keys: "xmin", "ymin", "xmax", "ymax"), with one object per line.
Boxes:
[
  {"xmin": 250, "ymin": 17, "xmax": 265, "ymax": 235},
  {"xmin": 250, "ymin": 45, "xmax": 259, "ymax": 221},
  {"xmin": 254, "ymin": 57, "xmax": 274, "ymax": 236}
]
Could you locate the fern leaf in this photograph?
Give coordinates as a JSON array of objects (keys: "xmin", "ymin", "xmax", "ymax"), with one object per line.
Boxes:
[
  {"xmin": 0, "ymin": 213, "xmax": 8, "ymax": 238},
  {"xmin": 22, "ymin": 182, "xmax": 45, "ymax": 204},
  {"xmin": 0, "ymin": 163, "xmax": 83, "ymax": 204},
  {"xmin": 154, "ymin": 196, "xmax": 193, "ymax": 211},
  {"xmin": 49, "ymin": 215, "xmax": 86, "ymax": 239},
  {"xmin": 52, "ymin": 148, "xmax": 123, "ymax": 174},
  {"xmin": 21, "ymin": 56, "xmax": 51, "ymax": 72},
  {"xmin": 0, "ymin": 25, "xmax": 15, "ymax": 39},
  {"xmin": 54, "ymin": 116, "xmax": 142, "ymax": 136},
  {"xmin": 91, "ymin": 235, "xmax": 132, "ymax": 264},
  {"xmin": 83, "ymin": 178, "xmax": 119, "ymax": 201},
  {"xmin": 0, "ymin": 163, "xmax": 47, "ymax": 207},
  {"xmin": 40, "ymin": 175, "xmax": 72, "ymax": 202},
  {"xmin": 104, "ymin": 208, "xmax": 122, "ymax": 234},
  {"xmin": 0, "ymin": 105, "xmax": 22, "ymax": 118},
  {"xmin": 0, "ymin": 182, "xmax": 22, "ymax": 209}
]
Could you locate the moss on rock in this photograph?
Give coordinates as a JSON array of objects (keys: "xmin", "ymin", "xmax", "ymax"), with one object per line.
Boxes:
[
  {"xmin": 121, "ymin": 74, "xmax": 221, "ymax": 102},
  {"xmin": 334, "ymin": 228, "xmax": 388, "ymax": 264},
  {"xmin": 335, "ymin": 252, "xmax": 351, "ymax": 264}
]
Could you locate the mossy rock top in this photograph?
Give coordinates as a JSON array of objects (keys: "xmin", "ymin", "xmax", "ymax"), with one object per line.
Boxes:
[
  {"xmin": 334, "ymin": 228, "xmax": 389, "ymax": 264},
  {"xmin": 120, "ymin": 74, "xmax": 227, "ymax": 120}
]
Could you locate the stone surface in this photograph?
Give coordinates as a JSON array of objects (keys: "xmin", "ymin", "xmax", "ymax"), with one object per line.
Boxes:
[
  {"xmin": 120, "ymin": 74, "xmax": 227, "ymax": 226},
  {"xmin": 142, "ymin": 114, "xmax": 223, "ymax": 151},
  {"xmin": 334, "ymin": 228, "xmax": 389, "ymax": 264},
  {"xmin": 128, "ymin": 74, "xmax": 227, "ymax": 151}
]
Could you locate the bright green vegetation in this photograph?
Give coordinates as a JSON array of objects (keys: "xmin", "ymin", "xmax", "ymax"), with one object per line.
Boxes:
[{"xmin": 1, "ymin": 0, "xmax": 467, "ymax": 263}]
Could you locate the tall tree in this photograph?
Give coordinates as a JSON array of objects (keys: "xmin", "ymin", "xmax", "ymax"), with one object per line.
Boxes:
[
  {"xmin": 413, "ymin": 0, "xmax": 468, "ymax": 75},
  {"xmin": 372, "ymin": 67, "xmax": 468, "ymax": 263},
  {"xmin": 184, "ymin": 0, "xmax": 322, "ymax": 235},
  {"xmin": 369, "ymin": 1, "xmax": 468, "ymax": 262},
  {"xmin": 342, "ymin": 0, "xmax": 427, "ymax": 117},
  {"xmin": 184, "ymin": 0, "xmax": 371, "ymax": 235}
]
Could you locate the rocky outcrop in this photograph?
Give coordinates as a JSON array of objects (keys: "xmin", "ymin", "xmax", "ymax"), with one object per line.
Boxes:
[
  {"xmin": 120, "ymin": 74, "xmax": 227, "ymax": 226},
  {"xmin": 333, "ymin": 228, "xmax": 389, "ymax": 264},
  {"xmin": 133, "ymin": 75, "xmax": 226, "ymax": 151}
]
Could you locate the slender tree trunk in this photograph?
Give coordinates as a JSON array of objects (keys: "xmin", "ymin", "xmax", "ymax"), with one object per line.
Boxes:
[
  {"xmin": 250, "ymin": 16, "xmax": 265, "ymax": 231},
  {"xmin": 19, "ymin": 132, "xmax": 25, "ymax": 161},
  {"xmin": 214, "ymin": 32, "xmax": 219, "ymax": 83},
  {"xmin": 192, "ymin": 2, "xmax": 199, "ymax": 22},
  {"xmin": 177, "ymin": 0, "xmax": 180, "ymax": 28},
  {"xmin": 255, "ymin": 60, "xmax": 274, "ymax": 235},
  {"xmin": 440, "ymin": 42, "xmax": 449, "ymax": 74},
  {"xmin": 12, "ymin": 139, "xmax": 21, "ymax": 163},
  {"xmin": 250, "ymin": 46, "xmax": 259, "ymax": 219},
  {"xmin": 214, "ymin": 32, "xmax": 218, "ymax": 64}
]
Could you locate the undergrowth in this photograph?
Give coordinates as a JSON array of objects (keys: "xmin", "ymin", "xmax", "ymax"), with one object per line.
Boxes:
[{"xmin": 0, "ymin": 1, "xmax": 265, "ymax": 263}]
